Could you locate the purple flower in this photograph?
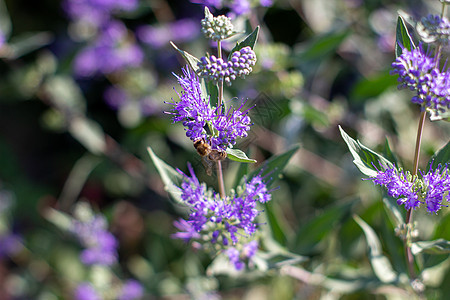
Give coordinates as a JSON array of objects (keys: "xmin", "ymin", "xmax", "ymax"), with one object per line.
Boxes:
[
  {"xmin": 368, "ymin": 167, "xmax": 421, "ymax": 210},
  {"xmin": 104, "ymin": 86, "xmax": 129, "ymax": 110},
  {"xmin": 417, "ymin": 14, "xmax": 450, "ymax": 44},
  {"xmin": 172, "ymin": 164, "xmax": 271, "ymax": 245},
  {"xmin": 391, "ymin": 45, "xmax": 450, "ymax": 117},
  {"xmin": 137, "ymin": 19, "xmax": 199, "ymax": 49},
  {"xmin": 74, "ymin": 282, "xmax": 100, "ymax": 300},
  {"xmin": 226, "ymin": 241, "xmax": 258, "ymax": 271},
  {"xmin": 211, "ymin": 102, "xmax": 252, "ymax": 150},
  {"xmin": 259, "ymin": 0, "xmax": 273, "ymax": 7},
  {"xmin": 118, "ymin": 280, "xmax": 144, "ymax": 300},
  {"xmin": 422, "ymin": 164, "xmax": 450, "ymax": 214},
  {"xmin": 63, "ymin": 0, "xmax": 138, "ymax": 27},
  {"xmin": 230, "ymin": 0, "xmax": 251, "ymax": 16},
  {"xmin": 71, "ymin": 214, "xmax": 118, "ymax": 266},
  {"xmin": 166, "ymin": 67, "xmax": 213, "ymax": 141},
  {"xmin": 74, "ymin": 21, "xmax": 144, "ymax": 77},
  {"xmin": 0, "ymin": 234, "xmax": 22, "ymax": 258}
]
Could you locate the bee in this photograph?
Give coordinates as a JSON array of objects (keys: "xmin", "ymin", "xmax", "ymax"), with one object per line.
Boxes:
[
  {"xmin": 193, "ymin": 138, "xmax": 227, "ymax": 175},
  {"xmin": 193, "ymin": 137, "xmax": 212, "ymax": 157}
]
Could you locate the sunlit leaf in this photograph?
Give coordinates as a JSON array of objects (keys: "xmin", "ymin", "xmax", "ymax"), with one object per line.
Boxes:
[
  {"xmin": 411, "ymin": 239, "xmax": 450, "ymax": 255},
  {"xmin": 339, "ymin": 125, "xmax": 394, "ymax": 177},
  {"xmin": 226, "ymin": 148, "xmax": 256, "ymax": 163},
  {"xmin": 354, "ymin": 215, "xmax": 398, "ymax": 283},
  {"xmin": 395, "ymin": 15, "xmax": 415, "ymax": 58},
  {"xmin": 228, "ymin": 26, "xmax": 259, "ymax": 59},
  {"xmin": 296, "ymin": 30, "xmax": 349, "ymax": 62},
  {"xmin": 147, "ymin": 146, "xmax": 183, "ymax": 203},
  {"xmin": 170, "ymin": 41, "xmax": 200, "ymax": 72},
  {"xmin": 7, "ymin": 32, "xmax": 53, "ymax": 59},
  {"xmin": 0, "ymin": 0, "xmax": 11, "ymax": 38}
]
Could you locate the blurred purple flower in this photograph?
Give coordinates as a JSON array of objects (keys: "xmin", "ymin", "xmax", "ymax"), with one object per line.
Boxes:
[
  {"xmin": 230, "ymin": 0, "xmax": 251, "ymax": 16},
  {"xmin": 74, "ymin": 282, "xmax": 100, "ymax": 300},
  {"xmin": 71, "ymin": 214, "xmax": 118, "ymax": 266},
  {"xmin": 74, "ymin": 21, "xmax": 144, "ymax": 77},
  {"xmin": 137, "ymin": 19, "xmax": 199, "ymax": 49},
  {"xmin": 0, "ymin": 233, "xmax": 22, "ymax": 258},
  {"xmin": 104, "ymin": 86, "xmax": 129, "ymax": 110},
  {"xmin": 259, "ymin": 0, "xmax": 273, "ymax": 7},
  {"xmin": 226, "ymin": 241, "xmax": 258, "ymax": 270},
  {"xmin": 63, "ymin": 0, "xmax": 138, "ymax": 27},
  {"xmin": 118, "ymin": 280, "xmax": 144, "ymax": 300}
]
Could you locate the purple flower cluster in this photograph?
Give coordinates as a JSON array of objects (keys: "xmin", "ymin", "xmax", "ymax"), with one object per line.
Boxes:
[
  {"xmin": 63, "ymin": 0, "xmax": 138, "ymax": 27},
  {"xmin": 197, "ymin": 46, "xmax": 257, "ymax": 85},
  {"xmin": 421, "ymin": 165, "xmax": 450, "ymax": 213},
  {"xmin": 172, "ymin": 164, "xmax": 271, "ymax": 269},
  {"xmin": 0, "ymin": 233, "xmax": 22, "ymax": 258},
  {"xmin": 166, "ymin": 67, "xmax": 252, "ymax": 149},
  {"xmin": 191, "ymin": 0, "xmax": 273, "ymax": 16},
  {"xmin": 70, "ymin": 213, "xmax": 118, "ymax": 266},
  {"xmin": 417, "ymin": 14, "xmax": 450, "ymax": 44},
  {"xmin": 137, "ymin": 19, "xmax": 200, "ymax": 49},
  {"xmin": 368, "ymin": 164, "xmax": 450, "ymax": 213},
  {"xmin": 75, "ymin": 280, "xmax": 143, "ymax": 300},
  {"xmin": 391, "ymin": 46, "xmax": 450, "ymax": 117},
  {"xmin": 226, "ymin": 240, "xmax": 258, "ymax": 270},
  {"xmin": 74, "ymin": 21, "xmax": 144, "ymax": 77}
]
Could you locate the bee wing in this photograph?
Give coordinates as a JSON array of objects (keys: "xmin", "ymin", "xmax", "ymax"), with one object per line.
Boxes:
[{"xmin": 201, "ymin": 156, "xmax": 214, "ymax": 176}]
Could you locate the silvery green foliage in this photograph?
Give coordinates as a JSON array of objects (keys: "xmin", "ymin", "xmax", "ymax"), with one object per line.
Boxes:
[{"xmin": 201, "ymin": 7, "xmax": 234, "ymax": 41}]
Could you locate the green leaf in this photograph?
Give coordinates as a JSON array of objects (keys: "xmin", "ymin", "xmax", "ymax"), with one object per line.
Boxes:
[
  {"xmin": 294, "ymin": 201, "xmax": 354, "ymax": 254},
  {"xmin": 339, "ymin": 125, "xmax": 394, "ymax": 177},
  {"xmin": 427, "ymin": 141, "xmax": 450, "ymax": 171},
  {"xmin": 204, "ymin": 80, "xmax": 218, "ymax": 107},
  {"xmin": 382, "ymin": 196, "xmax": 404, "ymax": 227},
  {"xmin": 245, "ymin": 144, "xmax": 300, "ymax": 188},
  {"xmin": 353, "ymin": 215, "xmax": 398, "ymax": 283},
  {"xmin": 7, "ymin": 32, "xmax": 53, "ymax": 59},
  {"xmin": 411, "ymin": 239, "xmax": 450, "ymax": 255},
  {"xmin": 170, "ymin": 41, "xmax": 200, "ymax": 72},
  {"xmin": 226, "ymin": 148, "xmax": 256, "ymax": 163},
  {"xmin": 147, "ymin": 146, "xmax": 183, "ymax": 203},
  {"xmin": 228, "ymin": 26, "xmax": 259, "ymax": 58},
  {"xmin": 395, "ymin": 15, "xmax": 415, "ymax": 58},
  {"xmin": 383, "ymin": 137, "xmax": 398, "ymax": 166},
  {"xmin": 297, "ymin": 30, "xmax": 349, "ymax": 62},
  {"xmin": 350, "ymin": 72, "xmax": 399, "ymax": 102},
  {"xmin": 0, "ymin": 0, "xmax": 11, "ymax": 38}
]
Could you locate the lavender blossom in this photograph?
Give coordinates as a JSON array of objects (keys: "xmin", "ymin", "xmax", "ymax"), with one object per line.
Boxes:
[
  {"xmin": 368, "ymin": 164, "xmax": 450, "ymax": 213},
  {"xmin": 63, "ymin": 0, "xmax": 138, "ymax": 27},
  {"xmin": 118, "ymin": 280, "xmax": 144, "ymax": 300},
  {"xmin": 226, "ymin": 240, "xmax": 258, "ymax": 270},
  {"xmin": 417, "ymin": 14, "xmax": 450, "ymax": 44},
  {"xmin": 422, "ymin": 164, "xmax": 450, "ymax": 214},
  {"xmin": 0, "ymin": 233, "xmax": 22, "ymax": 258},
  {"xmin": 211, "ymin": 102, "xmax": 252, "ymax": 150},
  {"xmin": 197, "ymin": 46, "xmax": 257, "ymax": 85},
  {"xmin": 74, "ymin": 282, "xmax": 100, "ymax": 300},
  {"xmin": 391, "ymin": 45, "xmax": 450, "ymax": 117},
  {"xmin": 137, "ymin": 19, "xmax": 199, "ymax": 49},
  {"xmin": 70, "ymin": 212, "xmax": 118, "ymax": 266},
  {"xmin": 368, "ymin": 167, "xmax": 421, "ymax": 210},
  {"xmin": 166, "ymin": 67, "xmax": 213, "ymax": 141},
  {"xmin": 74, "ymin": 21, "xmax": 144, "ymax": 77},
  {"xmin": 172, "ymin": 164, "xmax": 271, "ymax": 269}
]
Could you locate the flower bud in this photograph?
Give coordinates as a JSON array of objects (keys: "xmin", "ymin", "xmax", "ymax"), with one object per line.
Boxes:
[{"xmin": 201, "ymin": 8, "xmax": 234, "ymax": 41}]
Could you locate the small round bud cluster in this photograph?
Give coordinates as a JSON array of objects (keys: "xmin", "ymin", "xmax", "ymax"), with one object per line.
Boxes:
[
  {"xmin": 197, "ymin": 46, "xmax": 257, "ymax": 86},
  {"xmin": 201, "ymin": 14, "xmax": 234, "ymax": 41},
  {"xmin": 416, "ymin": 14, "xmax": 450, "ymax": 45}
]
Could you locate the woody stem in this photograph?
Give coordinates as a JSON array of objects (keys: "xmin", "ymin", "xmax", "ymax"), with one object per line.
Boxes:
[{"xmin": 216, "ymin": 40, "xmax": 225, "ymax": 198}]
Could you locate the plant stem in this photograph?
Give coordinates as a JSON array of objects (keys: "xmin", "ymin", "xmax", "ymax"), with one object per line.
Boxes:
[
  {"xmin": 216, "ymin": 40, "xmax": 225, "ymax": 198},
  {"xmin": 404, "ymin": 110, "xmax": 427, "ymax": 280}
]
